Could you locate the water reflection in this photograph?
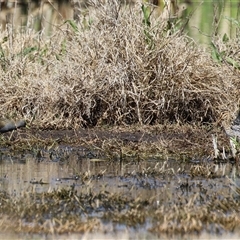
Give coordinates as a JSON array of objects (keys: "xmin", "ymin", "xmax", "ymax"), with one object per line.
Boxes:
[
  {"xmin": 1, "ymin": 149, "xmax": 240, "ymax": 239},
  {"xmin": 0, "ymin": 152, "xmax": 172, "ymax": 199},
  {"xmin": 0, "ymin": 149, "xmax": 239, "ymax": 202}
]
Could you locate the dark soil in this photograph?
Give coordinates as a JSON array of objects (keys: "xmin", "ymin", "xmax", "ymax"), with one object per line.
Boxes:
[{"xmin": 14, "ymin": 124, "xmax": 229, "ymax": 158}]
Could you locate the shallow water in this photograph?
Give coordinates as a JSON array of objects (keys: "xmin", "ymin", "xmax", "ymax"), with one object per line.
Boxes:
[
  {"xmin": 0, "ymin": 150, "xmax": 238, "ymax": 195},
  {"xmin": 0, "ymin": 149, "xmax": 179, "ymax": 199},
  {"xmin": 1, "ymin": 147, "xmax": 240, "ymax": 239}
]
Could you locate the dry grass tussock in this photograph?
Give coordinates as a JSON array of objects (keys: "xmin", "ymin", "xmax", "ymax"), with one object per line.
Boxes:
[{"xmin": 0, "ymin": 1, "xmax": 238, "ymax": 129}]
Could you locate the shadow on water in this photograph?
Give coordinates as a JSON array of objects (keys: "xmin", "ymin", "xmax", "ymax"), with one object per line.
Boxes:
[{"xmin": 1, "ymin": 147, "xmax": 240, "ymax": 239}]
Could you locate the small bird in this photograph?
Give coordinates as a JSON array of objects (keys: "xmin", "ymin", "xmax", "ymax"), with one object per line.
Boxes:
[{"xmin": 0, "ymin": 119, "xmax": 26, "ymax": 133}]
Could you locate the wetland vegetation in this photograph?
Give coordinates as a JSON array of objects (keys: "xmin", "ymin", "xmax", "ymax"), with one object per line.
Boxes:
[{"xmin": 0, "ymin": 0, "xmax": 240, "ymax": 239}]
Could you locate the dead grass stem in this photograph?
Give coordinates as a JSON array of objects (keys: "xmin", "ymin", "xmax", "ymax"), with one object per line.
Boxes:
[{"xmin": 0, "ymin": 2, "xmax": 238, "ymax": 129}]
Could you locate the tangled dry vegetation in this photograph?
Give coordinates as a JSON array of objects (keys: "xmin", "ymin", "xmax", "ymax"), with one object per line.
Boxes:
[{"xmin": 0, "ymin": 2, "xmax": 239, "ymax": 130}]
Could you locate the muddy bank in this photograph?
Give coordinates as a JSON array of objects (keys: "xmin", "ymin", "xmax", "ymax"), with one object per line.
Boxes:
[{"xmin": 1, "ymin": 124, "xmax": 230, "ymax": 160}]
